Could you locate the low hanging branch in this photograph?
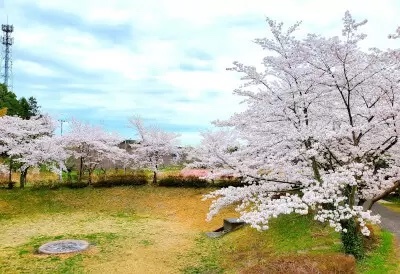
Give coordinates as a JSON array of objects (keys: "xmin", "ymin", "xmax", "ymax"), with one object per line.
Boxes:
[{"xmin": 366, "ymin": 180, "xmax": 400, "ymax": 210}]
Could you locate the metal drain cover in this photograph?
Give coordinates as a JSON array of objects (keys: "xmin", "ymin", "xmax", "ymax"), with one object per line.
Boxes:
[{"xmin": 38, "ymin": 239, "xmax": 90, "ymax": 254}]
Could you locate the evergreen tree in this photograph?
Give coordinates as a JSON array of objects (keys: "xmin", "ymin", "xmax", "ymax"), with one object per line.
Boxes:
[
  {"xmin": 0, "ymin": 84, "xmax": 41, "ymax": 119},
  {"xmin": 28, "ymin": 97, "xmax": 40, "ymax": 117},
  {"xmin": 0, "ymin": 84, "xmax": 21, "ymax": 116},
  {"xmin": 18, "ymin": 97, "xmax": 30, "ymax": 119}
]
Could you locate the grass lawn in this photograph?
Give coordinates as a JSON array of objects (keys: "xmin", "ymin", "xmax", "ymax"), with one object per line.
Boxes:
[
  {"xmin": 383, "ymin": 195, "xmax": 400, "ymax": 213},
  {"xmin": 0, "ymin": 186, "xmax": 398, "ymax": 273},
  {"xmin": 356, "ymin": 228, "xmax": 400, "ymax": 274}
]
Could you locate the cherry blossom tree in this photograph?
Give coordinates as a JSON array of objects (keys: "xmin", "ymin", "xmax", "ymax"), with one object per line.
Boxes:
[
  {"xmin": 192, "ymin": 12, "xmax": 400, "ymax": 258},
  {"xmin": 0, "ymin": 115, "xmax": 66, "ymax": 188},
  {"xmin": 62, "ymin": 119, "xmax": 128, "ymax": 184},
  {"xmin": 129, "ymin": 116, "xmax": 181, "ymax": 184},
  {"xmin": 117, "ymin": 144, "xmax": 138, "ymax": 175},
  {"xmin": 14, "ymin": 135, "xmax": 67, "ymax": 187}
]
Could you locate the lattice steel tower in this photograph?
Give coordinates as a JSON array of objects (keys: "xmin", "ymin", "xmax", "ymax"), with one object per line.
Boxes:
[{"xmin": 1, "ymin": 23, "xmax": 13, "ymax": 91}]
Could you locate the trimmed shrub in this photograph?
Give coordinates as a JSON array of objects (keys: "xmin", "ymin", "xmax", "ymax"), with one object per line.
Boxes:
[
  {"xmin": 30, "ymin": 179, "xmax": 89, "ymax": 190},
  {"xmin": 0, "ymin": 181, "xmax": 16, "ymax": 189},
  {"xmin": 31, "ymin": 180, "xmax": 61, "ymax": 190},
  {"xmin": 158, "ymin": 175, "xmax": 208, "ymax": 188},
  {"xmin": 212, "ymin": 177, "xmax": 243, "ymax": 188},
  {"xmin": 62, "ymin": 182, "xmax": 89, "ymax": 189},
  {"xmin": 183, "ymin": 176, "xmax": 209, "ymax": 188},
  {"xmin": 93, "ymin": 172, "xmax": 148, "ymax": 188},
  {"xmin": 158, "ymin": 175, "xmax": 185, "ymax": 187},
  {"xmin": 159, "ymin": 175, "xmax": 244, "ymax": 188}
]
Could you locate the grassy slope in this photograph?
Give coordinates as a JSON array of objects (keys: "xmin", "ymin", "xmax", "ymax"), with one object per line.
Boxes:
[
  {"xmin": 357, "ymin": 229, "xmax": 400, "ymax": 274},
  {"xmin": 0, "ymin": 186, "xmax": 398, "ymax": 273},
  {"xmin": 384, "ymin": 195, "xmax": 400, "ymax": 213}
]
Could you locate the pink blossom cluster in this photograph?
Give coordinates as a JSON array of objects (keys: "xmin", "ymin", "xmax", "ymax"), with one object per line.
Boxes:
[
  {"xmin": 0, "ymin": 115, "xmax": 67, "ymax": 175},
  {"xmin": 180, "ymin": 169, "xmax": 210, "ymax": 177}
]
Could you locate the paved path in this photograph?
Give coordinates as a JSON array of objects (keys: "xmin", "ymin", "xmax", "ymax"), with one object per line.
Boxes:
[{"xmin": 370, "ymin": 202, "xmax": 400, "ymax": 242}]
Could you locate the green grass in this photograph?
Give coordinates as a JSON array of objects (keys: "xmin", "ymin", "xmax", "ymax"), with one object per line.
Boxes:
[
  {"xmin": 139, "ymin": 239, "xmax": 154, "ymax": 246},
  {"xmin": 182, "ymin": 213, "xmax": 399, "ymax": 273},
  {"xmin": 385, "ymin": 195, "xmax": 400, "ymax": 204},
  {"xmin": 357, "ymin": 230, "xmax": 399, "ymax": 274},
  {"xmin": 2, "ymin": 232, "xmax": 120, "ymax": 273},
  {"xmin": 266, "ymin": 214, "xmax": 341, "ymax": 253},
  {"xmin": 181, "ymin": 235, "xmax": 225, "ymax": 274},
  {"xmin": 182, "ymin": 214, "xmax": 343, "ymax": 273},
  {"xmin": 384, "ymin": 204, "xmax": 400, "ymax": 212},
  {"xmin": 0, "ymin": 188, "xmax": 74, "ymax": 217},
  {"xmin": 383, "ymin": 195, "xmax": 400, "ymax": 212}
]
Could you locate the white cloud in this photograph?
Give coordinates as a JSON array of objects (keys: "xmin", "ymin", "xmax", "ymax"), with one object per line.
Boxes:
[
  {"xmin": 3, "ymin": 0, "xmax": 400, "ymax": 145},
  {"xmin": 13, "ymin": 60, "xmax": 58, "ymax": 77}
]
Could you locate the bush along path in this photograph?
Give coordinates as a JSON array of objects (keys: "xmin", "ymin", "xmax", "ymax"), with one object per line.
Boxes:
[{"xmin": 371, "ymin": 203, "xmax": 400, "ymax": 246}]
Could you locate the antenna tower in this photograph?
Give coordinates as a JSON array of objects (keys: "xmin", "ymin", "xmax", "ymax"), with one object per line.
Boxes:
[{"xmin": 1, "ymin": 22, "xmax": 13, "ymax": 91}]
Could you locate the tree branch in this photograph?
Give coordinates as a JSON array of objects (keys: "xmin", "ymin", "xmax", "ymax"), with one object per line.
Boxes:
[{"xmin": 366, "ymin": 180, "xmax": 400, "ymax": 210}]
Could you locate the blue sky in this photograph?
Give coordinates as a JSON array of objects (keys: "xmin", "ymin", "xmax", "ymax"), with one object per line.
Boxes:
[{"xmin": 1, "ymin": 0, "xmax": 399, "ymax": 145}]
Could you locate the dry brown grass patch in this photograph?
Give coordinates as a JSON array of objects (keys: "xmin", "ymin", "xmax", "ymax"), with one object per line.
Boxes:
[
  {"xmin": 363, "ymin": 224, "xmax": 380, "ymax": 252},
  {"xmin": 240, "ymin": 254, "xmax": 356, "ymax": 274}
]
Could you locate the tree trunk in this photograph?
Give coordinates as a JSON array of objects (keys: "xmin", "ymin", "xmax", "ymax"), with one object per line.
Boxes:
[
  {"xmin": 366, "ymin": 180, "xmax": 400, "ymax": 210},
  {"xmin": 87, "ymin": 164, "xmax": 97, "ymax": 185},
  {"xmin": 78, "ymin": 157, "xmax": 84, "ymax": 183},
  {"xmin": 340, "ymin": 218, "xmax": 365, "ymax": 260},
  {"xmin": 152, "ymin": 164, "xmax": 158, "ymax": 185},
  {"xmin": 8, "ymin": 158, "xmax": 12, "ymax": 184},
  {"xmin": 357, "ymin": 199, "xmax": 366, "ymax": 206},
  {"xmin": 19, "ymin": 167, "xmax": 29, "ymax": 189},
  {"xmin": 88, "ymin": 169, "xmax": 93, "ymax": 185},
  {"xmin": 58, "ymin": 170, "xmax": 63, "ymax": 183},
  {"xmin": 152, "ymin": 171, "xmax": 157, "ymax": 185},
  {"xmin": 311, "ymin": 157, "xmax": 321, "ymax": 182}
]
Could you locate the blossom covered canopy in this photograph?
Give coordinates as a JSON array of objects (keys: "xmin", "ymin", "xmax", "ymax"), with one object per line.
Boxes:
[
  {"xmin": 191, "ymin": 12, "xmax": 400, "ymax": 236},
  {"xmin": 0, "ymin": 115, "xmax": 66, "ymax": 172}
]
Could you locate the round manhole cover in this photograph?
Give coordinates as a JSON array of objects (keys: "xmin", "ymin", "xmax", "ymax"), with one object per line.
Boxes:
[{"xmin": 38, "ymin": 239, "xmax": 90, "ymax": 254}]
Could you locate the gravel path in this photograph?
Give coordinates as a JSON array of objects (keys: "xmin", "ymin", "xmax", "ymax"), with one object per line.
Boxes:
[{"xmin": 370, "ymin": 202, "xmax": 400, "ymax": 243}]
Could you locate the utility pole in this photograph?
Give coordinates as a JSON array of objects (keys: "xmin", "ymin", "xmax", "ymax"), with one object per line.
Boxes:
[
  {"xmin": 59, "ymin": 119, "xmax": 66, "ymax": 136},
  {"xmin": 1, "ymin": 20, "xmax": 13, "ymax": 91},
  {"xmin": 2, "ymin": 20, "xmax": 14, "ymax": 186},
  {"xmin": 124, "ymin": 140, "xmax": 127, "ymax": 175},
  {"xmin": 58, "ymin": 119, "xmax": 66, "ymax": 182}
]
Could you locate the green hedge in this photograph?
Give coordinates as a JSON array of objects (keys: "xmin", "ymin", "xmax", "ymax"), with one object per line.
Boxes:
[
  {"xmin": 0, "ymin": 181, "xmax": 16, "ymax": 189},
  {"xmin": 211, "ymin": 177, "xmax": 243, "ymax": 188},
  {"xmin": 158, "ymin": 175, "xmax": 243, "ymax": 188},
  {"xmin": 158, "ymin": 175, "xmax": 208, "ymax": 188},
  {"xmin": 62, "ymin": 182, "xmax": 89, "ymax": 189}
]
